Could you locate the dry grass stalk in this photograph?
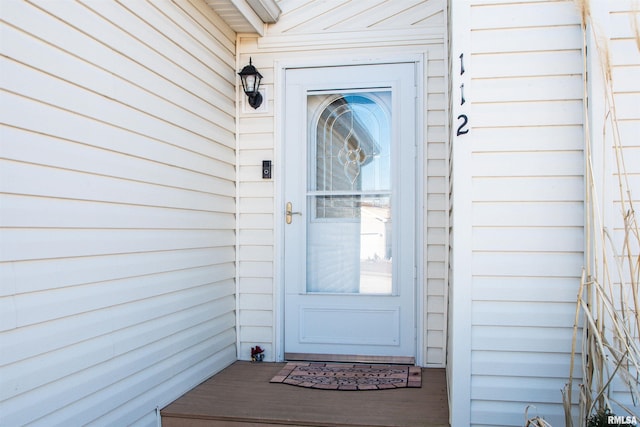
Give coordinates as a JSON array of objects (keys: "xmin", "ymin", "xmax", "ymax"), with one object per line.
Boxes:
[
  {"xmin": 563, "ymin": 0, "xmax": 640, "ymax": 425},
  {"xmin": 525, "ymin": 406, "xmax": 554, "ymax": 427},
  {"xmin": 632, "ymin": 0, "xmax": 640, "ymax": 51}
]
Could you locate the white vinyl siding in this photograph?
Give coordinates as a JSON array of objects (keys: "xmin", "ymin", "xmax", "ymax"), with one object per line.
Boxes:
[
  {"xmin": 0, "ymin": 1, "xmax": 237, "ymax": 425},
  {"xmin": 236, "ymin": 0, "xmax": 448, "ymax": 367},
  {"xmin": 450, "ymin": 1, "xmax": 585, "ymax": 426},
  {"xmin": 588, "ymin": 0, "xmax": 640, "ymax": 414},
  {"xmin": 606, "ymin": 1, "xmax": 640, "ymax": 262}
]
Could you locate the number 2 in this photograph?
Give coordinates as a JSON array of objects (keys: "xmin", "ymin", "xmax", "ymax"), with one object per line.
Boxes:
[{"xmin": 457, "ymin": 114, "xmax": 469, "ymax": 136}]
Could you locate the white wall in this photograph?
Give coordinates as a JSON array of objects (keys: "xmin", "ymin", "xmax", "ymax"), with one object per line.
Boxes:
[
  {"xmin": 449, "ymin": 1, "xmax": 586, "ymax": 425},
  {"xmin": 235, "ymin": 0, "xmax": 449, "ymax": 367},
  {"xmin": 0, "ymin": 1, "xmax": 237, "ymax": 425},
  {"xmin": 586, "ymin": 0, "xmax": 640, "ymax": 416}
]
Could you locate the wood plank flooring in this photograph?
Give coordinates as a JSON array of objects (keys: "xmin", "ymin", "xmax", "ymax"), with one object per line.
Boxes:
[{"xmin": 161, "ymin": 361, "xmax": 449, "ymax": 427}]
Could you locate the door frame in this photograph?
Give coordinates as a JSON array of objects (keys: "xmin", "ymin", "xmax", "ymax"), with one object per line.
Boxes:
[{"xmin": 273, "ymin": 54, "xmax": 426, "ymax": 365}]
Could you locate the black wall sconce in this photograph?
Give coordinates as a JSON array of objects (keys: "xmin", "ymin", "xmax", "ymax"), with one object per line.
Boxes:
[{"xmin": 238, "ymin": 57, "xmax": 263, "ymax": 109}]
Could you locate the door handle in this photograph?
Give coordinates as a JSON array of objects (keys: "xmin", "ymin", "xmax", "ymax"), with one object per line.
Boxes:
[{"xmin": 285, "ymin": 202, "xmax": 302, "ymax": 224}]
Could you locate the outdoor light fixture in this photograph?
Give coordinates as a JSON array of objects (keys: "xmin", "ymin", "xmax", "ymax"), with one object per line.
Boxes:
[{"xmin": 238, "ymin": 57, "xmax": 263, "ymax": 109}]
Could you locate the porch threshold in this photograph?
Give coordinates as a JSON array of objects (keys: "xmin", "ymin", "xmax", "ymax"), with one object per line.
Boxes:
[{"xmin": 161, "ymin": 361, "xmax": 449, "ymax": 427}]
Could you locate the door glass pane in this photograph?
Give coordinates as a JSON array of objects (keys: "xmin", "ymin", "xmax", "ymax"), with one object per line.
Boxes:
[{"xmin": 306, "ymin": 92, "xmax": 392, "ymax": 294}]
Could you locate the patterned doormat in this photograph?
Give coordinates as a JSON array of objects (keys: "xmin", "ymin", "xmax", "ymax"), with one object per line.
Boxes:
[{"xmin": 270, "ymin": 362, "xmax": 422, "ymax": 390}]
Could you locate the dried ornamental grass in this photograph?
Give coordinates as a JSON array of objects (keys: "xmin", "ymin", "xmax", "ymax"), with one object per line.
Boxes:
[
  {"xmin": 526, "ymin": 406, "xmax": 554, "ymax": 427},
  {"xmin": 564, "ymin": 0, "xmax": 640, "ymax": 425}
]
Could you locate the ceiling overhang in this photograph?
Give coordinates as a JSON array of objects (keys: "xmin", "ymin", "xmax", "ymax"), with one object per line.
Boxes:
[{"xmin": 205, "ymin": 0, "xmax": 280, "ymax": 36}]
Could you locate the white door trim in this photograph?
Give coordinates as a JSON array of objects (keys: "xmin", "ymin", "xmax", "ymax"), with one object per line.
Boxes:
[{"xmin": 273, "ymin": 54, "xmax": 425, "ymax": 365}]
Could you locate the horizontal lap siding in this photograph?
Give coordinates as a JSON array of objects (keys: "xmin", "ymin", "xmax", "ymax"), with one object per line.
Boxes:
[
  {"xmin": 467, "ymin": 1, "xmax": 584, "ymax": 426},
  {"xmin": 608, "ymin": 2, "xmax": 640, "ymax": 248},
  {"xmin": 0, "ymin": 1, "xmax": 236, "ymax": 425},
  {"xmin": 600, "ymin": 1, "xmax": 640, "ymax": 412},
  {"xmin": 236, "ymin": 0, "xmax": 448, "ymax": 366}
]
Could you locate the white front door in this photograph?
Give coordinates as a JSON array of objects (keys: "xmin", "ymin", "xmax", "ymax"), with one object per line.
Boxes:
[{"xmin": 283, "ymin": 62, "xmax": 416, "ymax": 363}]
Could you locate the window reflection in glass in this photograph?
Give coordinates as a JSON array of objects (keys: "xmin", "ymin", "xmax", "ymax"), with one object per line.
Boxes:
[{"xmin": 306, "ymin": 92, "xmax": 393, "ymax": 294}]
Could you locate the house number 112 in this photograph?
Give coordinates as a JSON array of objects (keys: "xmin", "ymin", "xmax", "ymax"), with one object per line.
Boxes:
[{"xmin": 457, "ymin": 53, "xmax": 469, "ymax": 136}]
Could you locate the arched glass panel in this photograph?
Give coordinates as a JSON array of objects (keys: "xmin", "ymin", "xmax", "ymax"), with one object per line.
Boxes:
[{"xmin": 306, "ymin": 91, "xmax": 392, "ymax": 294}]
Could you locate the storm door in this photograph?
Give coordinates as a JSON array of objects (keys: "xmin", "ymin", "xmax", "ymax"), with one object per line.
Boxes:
[{"xmin": 283, "ymin": 63, "xmax": 416, "ymax": 362}]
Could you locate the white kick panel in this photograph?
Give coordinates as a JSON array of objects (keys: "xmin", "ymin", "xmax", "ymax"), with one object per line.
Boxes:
[{"xmin": 299, "ymin": 306, "xmax": 401, "ymax": 345}]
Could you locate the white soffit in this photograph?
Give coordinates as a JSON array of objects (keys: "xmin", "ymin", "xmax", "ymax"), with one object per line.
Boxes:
[
  {"xmin": 245, "ymin": 0, "xmax": 281, "ymax": 22},
  {"xmin": 206, "ymin": 0, "xmax": 281, "ymax": 35}
]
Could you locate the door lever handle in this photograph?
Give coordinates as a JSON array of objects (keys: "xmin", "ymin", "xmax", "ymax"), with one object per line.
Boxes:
[{"xmin": 285, "ymin": 202, "xmax": 302, "ymax": 224}]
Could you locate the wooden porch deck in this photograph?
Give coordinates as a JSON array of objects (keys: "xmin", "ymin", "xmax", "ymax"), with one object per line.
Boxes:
[{"xmin": 161, "ymin": 361, "xmax": 449, "ymax": 427}]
